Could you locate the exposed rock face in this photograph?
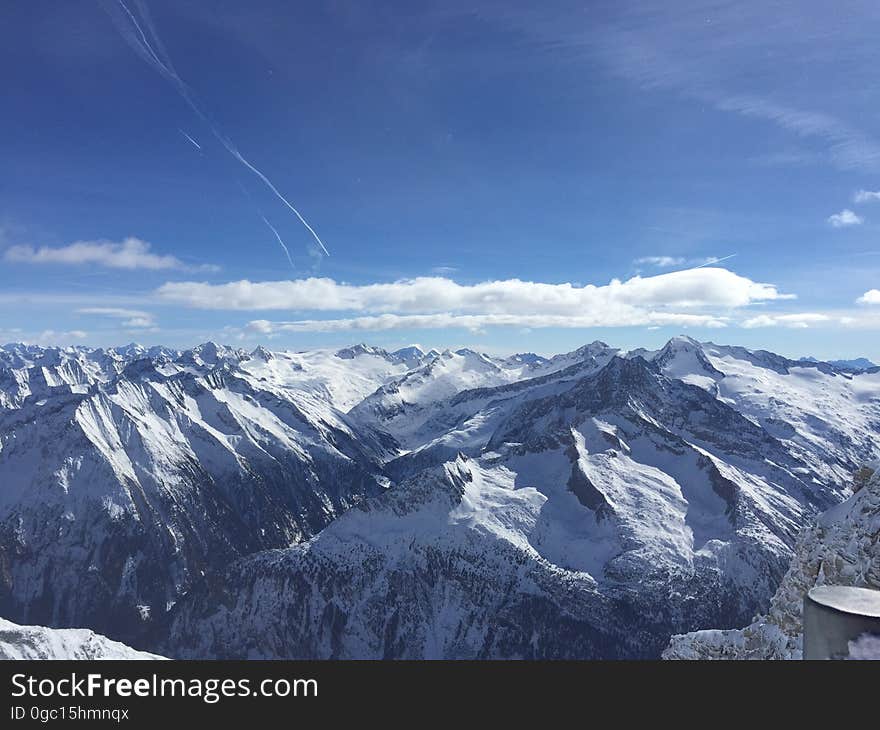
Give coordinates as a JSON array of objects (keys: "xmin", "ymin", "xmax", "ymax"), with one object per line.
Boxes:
[
  {"xmin": 162, "ymin": 457, "xmax": 731, "ymax": 659},
  {"xmin": 664, "ymin": 461, "xmax": 880, "ymax": 660}
]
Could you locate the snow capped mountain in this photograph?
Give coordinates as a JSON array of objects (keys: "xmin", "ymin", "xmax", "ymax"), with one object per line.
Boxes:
[
  {"xmin": 164, "ymin": 346, "xmax": 878, "ymax": 659},
  {"xmin": 236, "ymin": 343, "xmax": 428, "ymax": 412},
  {"xmin": 801, "ymin": 356, "xmax": 877, "ymax": 372},
  {"xmin": 664, "ymin": 461, "xmax": 880, "ymax": 660},
  {"xmin": 0, "ymin": 342, "xmax": 390, "ymax": 645},
  {"xmin": 166, "ymin": 456, "xmax": 635, "ymax": 659},
  {"xmin": 348, "ymin": 348, "xmax": 520, "ymax": 445},
  {"xmin": 0, "ymin": 616, "xmax": 163, "ymax": 660},
  {"xmin": 501, "ymin": 352, "xmax": 549, "ymax": 369},
  {"xmin": 349, "ymin": 341, "xmax": 618, "ymax": 450},
  {"xmin": 646, "ymin": 335, "xmax": 723, "ymax": 390},
  {"xmin": 1, "ymin": 337, "xmax": 878, "ymax": 658},
  {"xmin": 690, "ymin": 342, "xmax": 880, "ymax": 489}
]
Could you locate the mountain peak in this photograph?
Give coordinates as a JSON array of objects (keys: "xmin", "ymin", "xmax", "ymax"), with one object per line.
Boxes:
[
  {"xmin": 653, "ymin": 336, "xmax": 722, "ymax": 379},
  {"xmin": 250, "ymin": 345, "xmax": 274, "ymax": 362},
  {"xmin": 392, "ymin": 345, "xmax": 424, "ymax": 358},
  {"xmin": 335, "ymin": 343, "xmax": 390, "ymax": 360},
  {"xmin": 572, "ymin": 340, "xmax": 612, "ymax": 357},
  {"xmin": 801, "ymin": 355, "xmax": 877, "ymax": 371}
]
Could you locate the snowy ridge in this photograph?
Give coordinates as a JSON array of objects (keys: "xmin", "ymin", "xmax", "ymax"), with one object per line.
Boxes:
[
  {"xmin": 1, "ymin": 337, "xmax": 878, "ymax": 658},
  {"xmin": 163, "ymin": 348, "xmax": 879, "ymax": 659},
  {"xmin": 165, "ymin": 456, "xmax": 625, "ymax": 659},
  {"xmin": 0, "ymin": 342, "xmax": 392, "ymax": 645},
  {"xmin": 0, "ymin": 616, "xmax": 163, "ymax": 660}
]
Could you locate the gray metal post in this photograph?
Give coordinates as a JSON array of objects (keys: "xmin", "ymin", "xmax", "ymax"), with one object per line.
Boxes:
[{"xmin": 803, "ymin": 586, "xmax": 880, "ymax": 659}]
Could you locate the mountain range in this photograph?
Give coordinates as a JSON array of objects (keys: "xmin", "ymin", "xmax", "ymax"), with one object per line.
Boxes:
[{"xmin": 1, "ymin": 336, "xmax": 878, "ymax": 658}]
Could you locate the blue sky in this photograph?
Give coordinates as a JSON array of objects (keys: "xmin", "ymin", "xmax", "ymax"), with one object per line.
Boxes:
[{"xmin": 2, "ymin": 0, "xmax": 880, "ymax": 359}]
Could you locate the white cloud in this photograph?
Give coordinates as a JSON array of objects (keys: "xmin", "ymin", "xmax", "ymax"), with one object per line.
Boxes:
[
  {"xmin": 827, "ymin": 209, "xmax": 863, "ymax": 227},
  {"xmin": 32, "ymin": 330, "xmax": 89, "ymax": 345},
  {"xmin": 77, "ymin": 307, "xmax": 156, "ymax": 328},
  {"xmin": 4, "ymin": 237, "xmax": 217, "ymax": 272},
  {"xmin": 246, "ymin": 319, "xmax": 274, "ymax": 334},
  {"xmin": 175, "ymin": 268, "xmax": 796, "ymax": 334},
  {"xmin": 634, "ymin": 256, "xmax": 686, "ymax": 268},
  {"xmin": 157, "ymin": 269, "xmax": 792, "ymax": 316},
  {"xmin": 248, "ymin": 311, "xmax": 729, "ymax": 334},
  {"xmin": 737, "ymin": 307, "xmax": 880, "ymax": 330},
  {"xmin": 741, "ymin": 313, "xmax": 833, "ymax": 329},
  {"xmin": 635, "ymin": 255, "xmax": 736, "ymax": 269},
  {"xmin": 854, "ymin": 190, "xmax": 880, "ymax": 204},
  {"xmin": 857, "ymin": 289, "xmax": 880, "ymax": 305}
]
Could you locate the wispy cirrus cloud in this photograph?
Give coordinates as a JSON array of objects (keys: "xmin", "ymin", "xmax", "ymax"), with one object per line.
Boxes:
[
  {"xmin": 32, "ymin": 330, "xmax": 89, "ymax": 345},
  {"xmin": 0, "ymin": 327, "xmax": 89, "ymax": 346},
  {"xmin": 854, "ymin": 190, "xmax": 880, "ymax": 204},
  {"xmin": 246, "ymin": 311, "xmax": 729, "ymax": 335},
  {"xmin": 741, "ymin": 313, "xmax": 832, "ymax": 329},
  {"xmin": 476, "ymin": 1, "xmax": 880, "ymax": 172},
  {"xmin": 634, "ymin": 254, "xmax": 736, "ymax": 269},
  {"xmin": 76, "ymin": 307, "xmax": 157, "ymax": 328},
  {"xmin": 4, "ymin": 238, "xmax": 218, "ymax": 272},
  {"xmin": 827, "ymin": 209, "xmax": 863, "ymax": 228},
  {"xmin": 633, "ymin": 256, "xmax": 686, "ymax": 268}
]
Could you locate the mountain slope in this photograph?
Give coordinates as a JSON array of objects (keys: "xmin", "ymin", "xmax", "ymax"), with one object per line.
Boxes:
[
  {"xmin": 164, "ymin": 355, "xmax": 857, "ymax": 659},
  {"xmin": 0, "ymin": 344, "xmax": 388, "ymax": 646},
  {"xmin": 647, "ymin": 337, "xmax": 880, "ymax": 491},
  {"xmin": 664, "ymin": 461, "xmax": 880, "ymax": 660},
  {"xmin": 164, "ymin": 456, "xmax": 648, "ymax": 659},
  {"xmin": 0, "ymin": 616, "xmax": 163, "ymax": 660},
  {"xmin": 2, "ymin": 337, "xmax": 878, "ymax": 658}
]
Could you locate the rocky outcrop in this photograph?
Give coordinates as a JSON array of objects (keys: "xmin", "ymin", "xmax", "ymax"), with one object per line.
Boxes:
[{"xmin": 664, "ymin": 462, "xmax": 880, "ymax": 659}]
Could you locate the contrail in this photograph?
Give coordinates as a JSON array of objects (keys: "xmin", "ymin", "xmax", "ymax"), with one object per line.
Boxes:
[
  {"xmin": 236, "ymin": 181, "xmax": 297, "ymax": 269},
  {"xmin": 179, "ymin": 129, "xmax": 202, "ymax": 151},
  {"xmin": 260, "ymin": 215, "xmax": 295, "ymax": 271},
  {"xmin": 115, "ymin": 0, "xmax": 166, "ymax": 71},
  {"xmin": 101, "ymin": 0, "xmax": 330, "ymax": 256},
  {"xmin": 694, "ymin": 253, "xmax": 737, "ymax": 268},
  {"xmin": 225, "ymin": 143, "xmax": 330, "ymax": 256}
]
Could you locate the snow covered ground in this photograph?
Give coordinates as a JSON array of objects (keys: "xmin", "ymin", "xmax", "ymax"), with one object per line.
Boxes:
[{"xmin": 0, "ymin": 617, "xmax": 163, "ymax": 660}]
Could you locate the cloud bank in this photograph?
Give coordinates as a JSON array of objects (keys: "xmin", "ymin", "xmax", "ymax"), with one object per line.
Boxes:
[
  {"xmin": 4, "ymin": 238, "xmax": 217, "ymax": 272},
  {"xmin": 157, "ymin": 268, "xmax": 790, "ymax": 313},
  {"xmin": 741, "ymin": 313, "xmax": 832, "ymax": 329},
  {"xmin": 246, "ymin": 311, "xmax": 729, "ymax": 334},
  {"xmin": 157, "ymin": 267, "xmax": 794, "ymax": 333}
]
